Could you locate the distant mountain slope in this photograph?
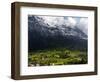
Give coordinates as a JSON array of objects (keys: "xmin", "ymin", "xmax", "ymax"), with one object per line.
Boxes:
[{"xmin": 28, "ymin": 15, "xmax": 87, "ymax": 51}]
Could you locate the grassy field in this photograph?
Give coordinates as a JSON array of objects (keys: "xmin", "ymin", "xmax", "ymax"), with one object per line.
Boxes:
[{"xmin": 28, "ymin": 48, "xmax": 87, "ymax": 66}]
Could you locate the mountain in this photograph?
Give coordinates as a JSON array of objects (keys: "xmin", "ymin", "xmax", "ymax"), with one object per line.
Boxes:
[{"xmin": 28, "ymin": 15, "xmax": 88, "ymax": 51}]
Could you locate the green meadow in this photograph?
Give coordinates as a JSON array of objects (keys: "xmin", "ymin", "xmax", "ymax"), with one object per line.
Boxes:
[{"xmin": 28, "ymin": 48, "xmax": 87, "ymax": 66}]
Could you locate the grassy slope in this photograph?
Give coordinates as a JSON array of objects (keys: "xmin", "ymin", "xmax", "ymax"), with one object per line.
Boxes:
[{"xmin": 28, "ymin": 48, "xmax": 87, "ymax": 66}]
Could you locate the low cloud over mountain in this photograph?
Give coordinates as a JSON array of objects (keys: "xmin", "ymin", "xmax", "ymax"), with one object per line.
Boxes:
[{"xmin": 28, "ymin": 15, "xmax": 88, "ymax": 51}]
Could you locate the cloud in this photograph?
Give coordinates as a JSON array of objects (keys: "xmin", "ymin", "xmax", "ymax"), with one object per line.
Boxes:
[
  {"xmin": 36, "ymin": 16, "xmax": 77, "ymax": 28},
  {"xmin": 77, "ymin": 18, "xmax": 88, "ymax": 35},
  {"xmin": 35, "ymin": 16, "xmax": 88, "ymax": 35},
  {"xmin": 65, "ymin": 17, "xmax": 76, "ymax": 28},
  {"xmin": 36, "ymin": 16, "xmax": 65, "ymax": 27}
]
